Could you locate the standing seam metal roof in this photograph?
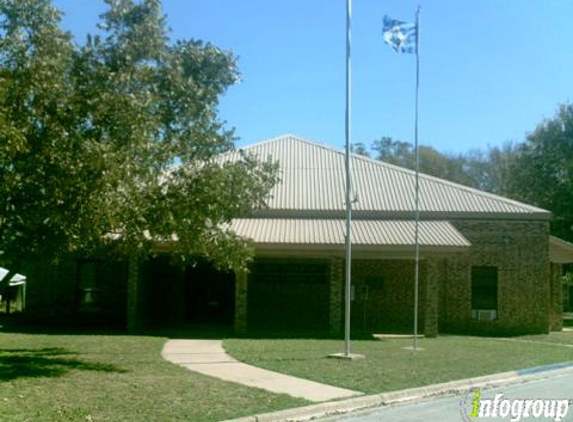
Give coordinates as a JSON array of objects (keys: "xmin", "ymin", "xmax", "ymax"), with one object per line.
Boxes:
[
  {"xmin": 231, "ymin": 219, "xmax": 470, "ymax": 248},
  {"xmin": 226, "ymin": 134, "xmax": 550, "ymax": 219}
]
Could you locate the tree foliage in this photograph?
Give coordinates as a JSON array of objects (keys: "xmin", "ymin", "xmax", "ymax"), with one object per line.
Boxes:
[
  {"xmin": 350, "ymin": 142, "xmax": 370, "ymax": 157},
  {"xmin": 369, "ymin": 104, "xmax": 573, "ymax": 243},
  {"xmin": 370, "ymin": 136, "xmax": 519, "ymax": 194},
  {"xmin": 506, "ymin": 104, "xmax": 573, "ymax": 241},
  {"xmin": 0, "ymin": 0, "xmax": 277, "ymax": 277},
  {"xmin": 373, "ymin": 137, "xmax": 477, "ymax": 189}
]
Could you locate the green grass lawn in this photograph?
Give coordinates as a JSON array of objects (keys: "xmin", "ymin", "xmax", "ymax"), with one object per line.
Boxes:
[
  {"xmin": 0, "ymin": 332, "xmax": 306, "ymax": 422},
  {"xmin": 521, "ymin": 329, "xmax": 573, "ymax": 345},
  {"xmin": 224, "ymin": 332, "xmax": 573, "ymax": 394},
  {"xmin": 2, "ymin": 330, "xmax": 572, "ymax": 422}
]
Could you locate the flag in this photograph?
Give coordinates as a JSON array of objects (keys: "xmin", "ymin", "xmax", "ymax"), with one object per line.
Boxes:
[{"xmin": 382, "ymin": 15, "xmax": 417, "ymax": 54}]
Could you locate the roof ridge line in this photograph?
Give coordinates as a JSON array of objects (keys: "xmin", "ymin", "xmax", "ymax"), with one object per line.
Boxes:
[
  {"xmin": 239, "ymin": 134, "xmax": 336, "ymax": 151},
  {"xmin": 241, "ymin": 134, "xmax": 549, "ymax": 215}
]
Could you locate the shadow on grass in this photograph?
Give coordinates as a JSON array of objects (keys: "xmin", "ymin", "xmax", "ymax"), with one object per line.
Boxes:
[{"xmin": 0, "ymin": 347, "xmax": 127, "ymax": 381}]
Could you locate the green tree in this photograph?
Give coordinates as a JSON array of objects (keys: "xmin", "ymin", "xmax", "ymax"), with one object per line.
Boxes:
[
  {"xmin": 506, "ymin": 104, "xmax": 573, "ymax": 241},
  {"xmin": 350, "ymin": 142, "xmax": 370, "ymax": 157},
  {"xmin": 371, "ymin": 136, "xmax": 470, "ymax": 185},
  {"xmin": 473, "ymin": 142, "xmax": 518, "ymax": 195},
  {"xmin": 370, "ymin": 108, "xmax": 572, "ymax": 244},
  {"xmin": 0, "ymin": 0, "xmax": 277, "ymax": 298},
  {"xmin": 370, "ymin": 136, "xmax": 518, "ymax": 195},
  {"xmin": 372, "ymin": 137, "xmax": 415, "ymax": 169}
]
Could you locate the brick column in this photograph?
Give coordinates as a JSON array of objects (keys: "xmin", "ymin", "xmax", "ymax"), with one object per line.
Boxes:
[
  {"xmin": 549, "ymin": 263, "xmax": 563, "ymax": 331},
  {"xmin": 424, "ymin": 259, "xmax": 440, "ymax": 338},
  {"xmin": 234, "ymin": 270, "xmax": 248, "ymax": 334},
  {"xmin": 329, "ymin": 257, "xmax": 344, "ymax": 335},
  {"xmin": 126, "ymin": 255, "xmax": 140, "ymax": 331},
  {"xmin": 170, "ymin": 266, "xmax": 185, "ymax": 326}
]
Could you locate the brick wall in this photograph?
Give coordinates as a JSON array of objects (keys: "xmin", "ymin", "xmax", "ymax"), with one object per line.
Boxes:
[
  {"xmin": 235, "ymin": 270, "xmax": 248, "ymax": 334},
  {"xmin": 329, "ymin": 257, "xmax": 344, "ymax": 335},
  {"xmin": 347, "ymin": 259, "xmax": 439, "ymax": 336},
  {"xmin": 329, "ymin": 220, "xmax": 551, "ymax": 336},
  {"xmin": 439, "ymin": 252, "xmax": 471, "ymax": 332},
  {"xmin": 442, "ymin": 220, "xmax": 551, "ymax": 334},
  {"xmin": 351, "ymin": 259, "xmax": 418, "ymax": 333},
  {"xmin": 22, "ymin": 220, "xmax": 552, "ymax": 335},
  {"xmin": 25, "ymin": 258, "xmax": 127, "ymax": 327},
  {"xmin": 549, "ymin": 263, "xmax": 563, "ymax": 331},
  {"xmin": 24, "ymin": 260, "xmax": 77, "ymax": 322}
]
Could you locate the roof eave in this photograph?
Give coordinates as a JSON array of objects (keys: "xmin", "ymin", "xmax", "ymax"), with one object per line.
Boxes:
[
  {"xmin": 250, "ymin": 209, "xmax": 552, "ymax": 221},
  {"xmin": 251, "ymin": 242, "xmax": 470, "ymax": 258}
]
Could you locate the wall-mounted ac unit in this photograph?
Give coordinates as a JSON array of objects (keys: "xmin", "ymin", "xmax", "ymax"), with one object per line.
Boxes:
[{"xmin": 475, "ymin": 309, "xmax": 497, "ymax": 321}]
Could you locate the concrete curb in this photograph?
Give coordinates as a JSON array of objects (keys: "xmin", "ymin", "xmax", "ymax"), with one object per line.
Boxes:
[{"xmin": 220, "ymin": 361, "xmax": 573, "ymax": 422}]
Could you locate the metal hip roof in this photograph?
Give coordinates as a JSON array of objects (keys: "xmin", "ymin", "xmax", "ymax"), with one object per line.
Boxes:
[{"xmin": 224, "ymin": 135, "xmax": 550, "ymax": 219}]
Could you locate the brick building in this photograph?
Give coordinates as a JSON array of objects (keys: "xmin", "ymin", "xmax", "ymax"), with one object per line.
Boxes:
[{"xmin": 24, "ymin": 135, "xmax": 573, "ymax": 334}]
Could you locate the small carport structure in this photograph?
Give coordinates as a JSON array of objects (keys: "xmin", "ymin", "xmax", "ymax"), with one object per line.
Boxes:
[
  {"xmin": 0, "ymin": 267, "xmax": 27, "ymax": 314},
  {"xmin": 549, "ymin": 236, "xmax": 573, "ymax": 329}
]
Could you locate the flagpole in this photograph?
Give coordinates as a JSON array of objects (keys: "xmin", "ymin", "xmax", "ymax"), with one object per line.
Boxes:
[
  {"xmin": 343, "ymin": 0, "xmax": 353, "ymax": 357},
  {"xmin": 329, "ymin": 0, "xmax": 362, "ymax": 362},
  {"xmin": 413, "ymin": 6, "xmax": 421, "ymax": 351}
]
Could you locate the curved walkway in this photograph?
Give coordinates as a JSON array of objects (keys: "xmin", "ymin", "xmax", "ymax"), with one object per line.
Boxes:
[{"xmin": 161, "ymin": 339, "xmax": 362, "ymax": 402}]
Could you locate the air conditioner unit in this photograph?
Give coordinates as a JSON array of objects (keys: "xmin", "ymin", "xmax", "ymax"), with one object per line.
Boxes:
[{"xmin": 476, "ymin": 309, "xmax": 497, "ymax": 321}]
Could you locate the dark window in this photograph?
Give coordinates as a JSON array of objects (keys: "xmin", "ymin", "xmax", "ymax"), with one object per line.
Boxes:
[
  {"xmin": 77, "ymin": 260, "xmax": 101, "ymax": 310},
  {"xmin": 248, "ymin": 259, "xmax": 329, "ymax": 331},
  {"xmin": 251, "ymin": 260, "xmax": 328, "ymax": 284},
  {"xmin": 359, "ymin": 277, "xmax": 384, "ymax": 301},
  {"xmin": 471, "ymin": 266, "xmax": 498, "ymax": 311}
]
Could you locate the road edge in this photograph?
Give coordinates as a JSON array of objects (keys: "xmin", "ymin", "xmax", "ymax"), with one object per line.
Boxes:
[{"xmin": 220, "ymin": 361, "xmax": 573, "ymax": 422}]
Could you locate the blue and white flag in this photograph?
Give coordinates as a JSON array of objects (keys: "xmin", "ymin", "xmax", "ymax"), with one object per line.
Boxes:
[{"xmin": 383, "ymin": 15, "xmax": 417, "ymax": 54}]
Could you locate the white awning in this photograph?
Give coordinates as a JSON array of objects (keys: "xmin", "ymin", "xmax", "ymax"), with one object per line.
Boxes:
[{"xmin": 0, "ymin": 267, "xmax": 26, "ymax": 286}]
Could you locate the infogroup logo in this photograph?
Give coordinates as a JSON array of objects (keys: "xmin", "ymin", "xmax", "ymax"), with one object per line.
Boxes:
[{"xmin": 460, "ymin": 389, "xmax": 571, "ymax": 422}]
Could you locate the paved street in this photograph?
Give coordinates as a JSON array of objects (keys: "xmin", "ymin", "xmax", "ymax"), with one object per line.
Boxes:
[{"xmin": 322, "ymin": 371, "xmax": 573, "ymax": 422}]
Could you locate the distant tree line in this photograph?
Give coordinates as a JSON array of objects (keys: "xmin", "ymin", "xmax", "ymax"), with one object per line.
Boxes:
[{"xmin": 354, "ymin": 103, "xmax": 573, "ymax": 243}]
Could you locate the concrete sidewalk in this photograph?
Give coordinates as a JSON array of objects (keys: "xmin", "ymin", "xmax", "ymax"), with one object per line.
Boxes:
[{"xmin": 161, "ymin": 339, "xmax": 361, "ymax": 402}]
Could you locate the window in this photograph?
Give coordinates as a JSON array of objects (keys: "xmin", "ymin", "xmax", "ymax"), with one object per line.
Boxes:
[
  {"xmin": 77, "ymin": 260, "xmax": 100, "ymax": 310},
  {"xmin": 250, "ymin": 260, "xmax": 328, "ymax": 285},
  {"xmin": 471, "ymin": 266, "xmax": 498, "ymax": 321}
]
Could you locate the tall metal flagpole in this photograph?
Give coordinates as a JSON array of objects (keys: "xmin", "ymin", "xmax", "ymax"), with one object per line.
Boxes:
[
  {"xmin": 343, "ymin": 0, "xmax": 353, "ymax": 357},
  {"xmin": 413, "ymin": 6, "xmax": 421, "ymax": 351}
]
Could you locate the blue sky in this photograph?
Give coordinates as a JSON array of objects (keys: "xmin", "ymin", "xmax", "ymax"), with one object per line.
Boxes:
[{"xmin": 54, "ymin": 0, "xmax": 572, "ymax": 153}]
